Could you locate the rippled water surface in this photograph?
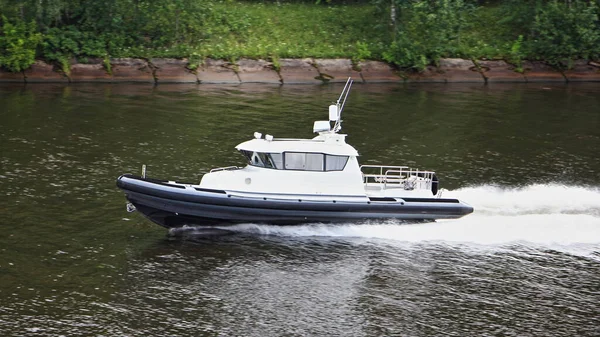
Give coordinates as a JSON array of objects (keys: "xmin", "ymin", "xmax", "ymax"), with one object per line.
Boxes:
[{"xmin": 1, "ymin": 83, "xmax": 599, "ymax": 336}]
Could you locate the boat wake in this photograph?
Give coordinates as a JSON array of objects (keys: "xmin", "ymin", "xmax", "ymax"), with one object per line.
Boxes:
[
  {"xmin": 447, "ymin": 183, "xmax": 600, "ymax": 217},
  {"xmin": 195, "ymin": 184, "xmax": 600, "ymax": 256}
]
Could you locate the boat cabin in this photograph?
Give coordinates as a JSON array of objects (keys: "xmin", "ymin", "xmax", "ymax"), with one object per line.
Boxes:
[
  {"xmin": 199, "ymin": 132, "xmax": 367, "ymax": 197},
  {"xmin": 235, "ymin": 132, "xmax": 358, "ymax": 172}
]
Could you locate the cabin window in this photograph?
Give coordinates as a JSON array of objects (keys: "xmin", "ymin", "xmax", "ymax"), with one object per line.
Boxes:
[
  {"xmin": 241, "ymin": 150, "xmax": 348, "ymax": 171},
  {"xmin": 240, "ymin": 150, "xmax": 283, "ymax": 169},
  {"xmin": 284, "ymin": 152, "xmax": 324, "ymax": 171},
  {"xmin": 251, "ymin": 152, "xmax": 265, "ymax": 167},
  {"xmin": 305, "ymin": 153, "xmax": 324, "ymax": 171},
  {"xmin": 240, "ymin": 150, "xmax": 253, "ymax": 163},
  {"xmin": 284, "ymin": 153, "xmax": 306, "ymax": 170},
  {"xmin": 257, "ymin": 152, "xmax": 273, "ymax": 168},
  {"xmin": 269, "ymin": 153, "xmax": 284, "ymax": 169},
  {"xmin": 325, "ymin": 155, "xmax": 349, "ymax": 171}
]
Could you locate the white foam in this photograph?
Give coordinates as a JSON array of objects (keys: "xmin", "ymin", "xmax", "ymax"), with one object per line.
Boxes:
[
  {"xmin": 220, "ymin": 184, "xmax": 600, "ymax": 256},
  {"xmin": 445, "ymin": 183, "xmax": 600, "ymax": 216}
]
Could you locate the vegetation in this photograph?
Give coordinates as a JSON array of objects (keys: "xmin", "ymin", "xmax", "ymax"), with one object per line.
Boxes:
[
  {"xmin": 0, "ymin": 0, "xmax": 598, "ymax": 72},
  {"xmin": 375, "ymin": 0, "xmax": 600, "ymax": 70},
  {"xmin": 0, "ymin": 15, "xmax": 41, "ymax": 72}
]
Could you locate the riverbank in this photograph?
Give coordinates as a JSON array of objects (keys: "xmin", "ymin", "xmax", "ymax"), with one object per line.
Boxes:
[
  {"xmin": 1, "ymin": 58, "xmax": 599, "ymax": 84},
  {"xmin": 3, "ymin": 1, "xmax": 599, "ymax": 79}
]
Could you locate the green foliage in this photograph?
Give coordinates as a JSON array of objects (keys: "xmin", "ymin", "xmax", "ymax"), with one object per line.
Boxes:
[
  {"xmin": 56, "ymin": 54, "xmax": 70, "ymax": 76},
  {"xmin": 452, "ymin": 4, "xmax": 513, "ymax": 60},
  {"xmin": 271, "ymin": 55, "xmax": 281, "ymax": 73},
  {"xmin": 0, "ymin": 16, "xmax": 42, "ymax": 72},
  {"xmin": 1, "ymin": 0, "xmax": 599, "ymax": 72},
  {"xmin": 374, "ymin": 0, "xmax": 600, "ymax": 69},
  {"xmin": 352, "ymin": 41, "xmax": 372, "ymax": 64},
  {"xmin": 489, "ymin": 0, "xmax": 600, "ymax": 65},
  {"xmin": 380, "ymin": 0, "xmax": 474, "ymax": 70},
  {"xmin": 0, "ymin": 0, "xmax": 75, "ymax": 30},
  {"xmin": 508, "ymin": 35, "xmax": 524, "ymax": 72},
  {"xmin": 103, "ymin": 55, "xmax": 112, "ymax": 75},
  {"xmin": 528, "ymin": 0, "xmax": 600, "ymax": 65},
  {"xmin": 192, "ymin": 2, "xmax": 383, "ymax": 60},
  {"xmin": 132, "ymin": 0, "xmax": 212, "ymax": 47},
  {"xmin": 187, "ymin": 52, "xmax": 203, "ymax": 72},
  {"xmin": 40, "ymin": 27, "xmax": 77, "ymax": 74},
  {"xmin": 495, "ymin": 0, "xmax": 538, "ymax": 38}
]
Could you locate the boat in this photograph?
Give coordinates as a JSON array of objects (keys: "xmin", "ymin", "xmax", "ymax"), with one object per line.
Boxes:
[{"xmin": 116, "ymin": 79, "xmax": 473, "ymax": 228}]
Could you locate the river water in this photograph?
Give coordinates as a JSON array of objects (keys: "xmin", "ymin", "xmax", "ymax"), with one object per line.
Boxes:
[{"xmin": 1, "ymin": 83, "xmax": 599, "ymax": 336}]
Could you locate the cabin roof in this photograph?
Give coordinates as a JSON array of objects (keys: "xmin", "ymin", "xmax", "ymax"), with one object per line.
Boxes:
[{"xmin": 235, "ymin": 135, "xmax": 359, "ymax": 156}]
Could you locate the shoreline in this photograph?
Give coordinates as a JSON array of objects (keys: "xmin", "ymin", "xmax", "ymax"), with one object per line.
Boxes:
[{"xmin": 1, "ymin": 58, "xmax": 599, "ymax": 84}]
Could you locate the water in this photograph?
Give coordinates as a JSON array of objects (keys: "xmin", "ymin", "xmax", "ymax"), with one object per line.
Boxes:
[{"xmin": 1, "ymin": 83, "xmax": 599, "ymax": 336}]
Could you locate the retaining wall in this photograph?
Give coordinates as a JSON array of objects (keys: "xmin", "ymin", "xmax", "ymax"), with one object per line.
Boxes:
[{"xmin": 1, "ymin": 58, "xmax": 599, "ymax": 84}]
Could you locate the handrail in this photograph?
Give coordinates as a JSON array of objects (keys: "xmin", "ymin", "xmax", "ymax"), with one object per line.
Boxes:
[
  {"xmin": 360, "ymin": 164, "xmax": 435, "ymax": 191},
  {"xmin": 210, "ymin": 166, "xmax": 240, "ymax": 173},
  {"xmin": 361, "ymin": 165, "xmax": 411, "ymax": 171}
]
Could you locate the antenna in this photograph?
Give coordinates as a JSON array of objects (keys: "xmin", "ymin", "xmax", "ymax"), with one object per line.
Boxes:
[{"xmin": 332, "ymin": 77, "xmax": 353, "ymax": 132}]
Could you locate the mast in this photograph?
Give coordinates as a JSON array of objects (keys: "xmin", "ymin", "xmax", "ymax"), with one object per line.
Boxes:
[{"xmin": 332, "ymin": 77, "xmax": 353, "ymax": 133}]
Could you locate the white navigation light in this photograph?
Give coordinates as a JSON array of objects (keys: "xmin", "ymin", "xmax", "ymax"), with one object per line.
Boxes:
[
  {"xmin": 313, "ymin": 121, "xmax": 331, "ymax": 133},
  {"xmin": 329, "ymin": 104, "xmax": 338, "ymax": 121},
  {"xmin": 265, "ymin": 134, "xmax": 273, "ymax": 141},
  {"xmin": 254, "ymin": 132, "xmax": 262, "ymax": 139}
]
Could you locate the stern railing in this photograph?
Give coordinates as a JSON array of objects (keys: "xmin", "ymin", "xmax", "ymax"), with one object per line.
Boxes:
[{"xmin": 360, "ymin": 165, "xmax": 436, "ymax": 191}]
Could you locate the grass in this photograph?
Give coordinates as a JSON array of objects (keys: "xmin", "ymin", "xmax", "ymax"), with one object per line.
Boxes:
[
  {"xmin": 146, "ymin": 2, "xmax": 387, "ymax": 61},
  {"xmin": 455, "ymin": 5, "xmax": 519, "ymax": 60},
  {"xmin": 180, "ymin": 2, "xmax": 530, "ymax": 65}
]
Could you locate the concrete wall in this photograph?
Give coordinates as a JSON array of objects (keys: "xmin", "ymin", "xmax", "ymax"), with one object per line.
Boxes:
[{"xmin": 1, "ymin": 58, "xmax": 599, "ymax": 84}]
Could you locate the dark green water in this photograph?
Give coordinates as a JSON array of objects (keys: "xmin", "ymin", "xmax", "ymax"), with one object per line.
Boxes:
[{"xmin": 1, "ymin": 83, "xmax": 599, "ymax": 336}]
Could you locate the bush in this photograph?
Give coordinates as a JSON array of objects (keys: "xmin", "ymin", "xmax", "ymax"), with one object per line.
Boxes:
[
  {"xmin": 527, "ymin": 0, "xmax": 600, "ymax": 65},
  {"xmin": 0, "ymin": 16, "xmax": 42, "ymax": 72},
  {"xmin": 41, "ymin": 26, "xmax": 114, "ymax": 74},
  {"xmin": 380, "ymin": 0, "xmax": 474, "ymax": 70}
]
